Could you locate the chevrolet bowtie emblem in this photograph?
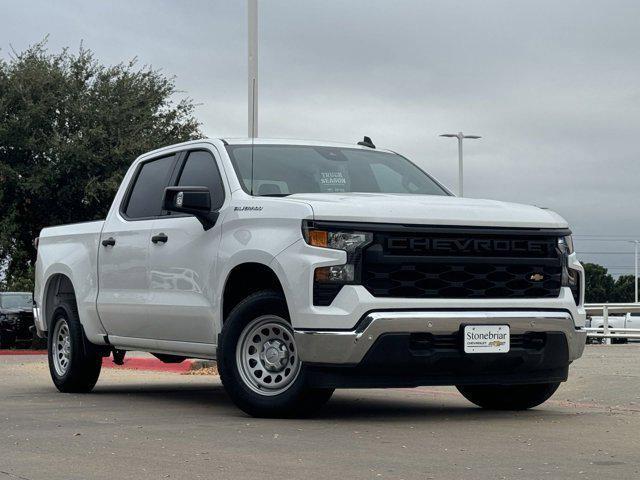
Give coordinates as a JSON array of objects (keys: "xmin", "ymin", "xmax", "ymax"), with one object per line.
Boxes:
[{"xmin": 530, "ymin": 273, "xmax": 545, "ymax": 282}]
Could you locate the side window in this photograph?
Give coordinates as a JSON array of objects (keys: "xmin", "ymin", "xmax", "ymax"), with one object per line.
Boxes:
[
  {"xmin": 177, "ymin": 150, "xmax": 225, "ymax": 210},
  {"xmin": 125, "ymin": 155, "xmax": 175, "ymax": 219}
]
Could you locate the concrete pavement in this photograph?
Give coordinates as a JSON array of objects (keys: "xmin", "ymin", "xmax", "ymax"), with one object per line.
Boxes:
[{"xmin": 0, "ymin": 346, "xmax": 639, "ymax": 480}]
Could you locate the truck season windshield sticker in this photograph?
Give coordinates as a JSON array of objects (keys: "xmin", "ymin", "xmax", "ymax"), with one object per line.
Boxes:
[{"xmin": 317, "ymin": 168, "xmax": 349, "ymax": 193}]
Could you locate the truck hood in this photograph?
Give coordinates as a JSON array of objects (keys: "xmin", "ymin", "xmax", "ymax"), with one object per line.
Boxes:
[{"xmin": 287, "ymin": 193, "xmax": 568, "ymax": 229}]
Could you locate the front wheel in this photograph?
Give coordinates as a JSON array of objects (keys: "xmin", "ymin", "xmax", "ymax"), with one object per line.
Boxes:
[
  {"xmin": 48, "ymin": 301, "xmax": 102, "ymax": 393},
  {"xmin": 218, "ymin": 290, "xmax": 333, "ymax": 418},
  {"xmin": 456, "ymin": 382, "xmax": 561, "ymax": 410}
]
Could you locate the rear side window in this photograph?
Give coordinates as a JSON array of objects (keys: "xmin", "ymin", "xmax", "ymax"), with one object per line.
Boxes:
[
  {"xmin": 177, "ymin": 150, "xmax": 225, "ymax": 210},
  {"xmin": 125, "ymin": 155, "xmax": 175, "ymax": 219}
]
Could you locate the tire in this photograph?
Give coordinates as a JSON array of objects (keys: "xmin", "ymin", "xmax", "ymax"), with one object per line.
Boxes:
[
  {"xmin": 456, "ymin": 382, "xmax": 561, "ymax": 410},
  {"xmin": 48, "ymin": 301, "xmax": 102, "ymax": 393},
  {"xmin": 218, "ymin": 290, "xmax": 333, "ymax": 418},
  {"xmin": 0, "ymin": 333, "xmax": 16, "ymax": 349}
]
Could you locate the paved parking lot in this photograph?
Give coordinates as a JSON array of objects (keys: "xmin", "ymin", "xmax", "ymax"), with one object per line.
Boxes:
[{"xmin": 1, "ymin": 346, "xmax": 639, "ymax": 480}]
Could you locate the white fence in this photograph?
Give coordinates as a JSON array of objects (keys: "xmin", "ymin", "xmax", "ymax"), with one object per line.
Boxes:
[{"xmin": 584, "ymin": 303, "xmax": 640, "ymax": 343}]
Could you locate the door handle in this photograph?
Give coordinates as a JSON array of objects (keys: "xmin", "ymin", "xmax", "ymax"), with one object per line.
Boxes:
[
  {"xmin": 151, "ymin": 233, "xmax": 168, "ymax": 244},
  {"xmin": 101, "ymin": 237, "xmax": 116, "ymax": 247}
]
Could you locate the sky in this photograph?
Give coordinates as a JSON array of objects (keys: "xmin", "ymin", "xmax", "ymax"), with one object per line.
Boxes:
[{"xmin": 2, "ymin": 0, "xmax": 639, "ymax": 276}]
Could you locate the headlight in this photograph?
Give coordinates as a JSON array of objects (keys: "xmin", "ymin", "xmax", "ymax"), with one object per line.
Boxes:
[
  {"xmin": 302, "ymin": 221, "xmax": 372, "ymax": 305},
  {"xmin": 303, "ymin": 226, "xmax": 372, "ymax": 254},
  {"xmin": 558, "ymin": 235, "xmax": 574, "ymax": 256},
  {"xmin": 558, "ymin": 235, "xmax": 580, "ymax": 305}
]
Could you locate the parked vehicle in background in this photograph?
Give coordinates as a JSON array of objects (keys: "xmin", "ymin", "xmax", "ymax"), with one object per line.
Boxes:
[
  {"xmin": 0, "ymin": 292, "xmax": 38, "ymax": 349},
  {"xmin": 33, "ymin": 138, "xmax": 586, "ymax": 417},
  {"xmin": 586, "ymin": 313, "xmax": 640, "ymax": 344}
]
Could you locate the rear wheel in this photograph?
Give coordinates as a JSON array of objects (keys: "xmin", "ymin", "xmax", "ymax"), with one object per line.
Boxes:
[
  {"xmin": 218, "ymin": 290, "xmax": 333, "ymax": 417},
  {"xmin": 456, "ymin": 382, "xmax": 560, "ymax": 410},
  {"xmin": 48, "ymin": 301, "xmax": 102, "ymax": 393}
]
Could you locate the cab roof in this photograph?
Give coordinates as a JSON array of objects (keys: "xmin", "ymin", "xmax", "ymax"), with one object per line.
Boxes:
[{"xmin": 222, "ymin": 137, "xmax": 392, "ymax": 152}]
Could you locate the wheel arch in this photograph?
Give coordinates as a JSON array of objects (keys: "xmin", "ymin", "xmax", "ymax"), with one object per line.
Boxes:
[
  {"xmin": 221, "ymin": 262, "xmax": 288, "ymax": 323},
  {"xmin": 43, "ymin": 272, "xmax": 77, "ymax": 331}
]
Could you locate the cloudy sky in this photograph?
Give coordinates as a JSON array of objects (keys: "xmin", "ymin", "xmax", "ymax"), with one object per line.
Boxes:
[{"xmin": 3, "ymin": 0, "xmax": 639, "ymax": 275}]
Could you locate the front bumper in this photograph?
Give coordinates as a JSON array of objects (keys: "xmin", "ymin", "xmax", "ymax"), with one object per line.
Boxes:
[{"xmin": 295, "ymin": 310, "xmax": 586, "ymax": 387}]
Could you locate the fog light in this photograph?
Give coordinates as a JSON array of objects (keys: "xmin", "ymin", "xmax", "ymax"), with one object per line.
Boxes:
[{"xmin": 315, "ymin": 264, "xmax": 355, "ymax": 283}]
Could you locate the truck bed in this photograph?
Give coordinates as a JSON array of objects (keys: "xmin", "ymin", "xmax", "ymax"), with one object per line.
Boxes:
[{"xmin": 34, "ymin": 220, "xmax": 106, "ymax": 343}]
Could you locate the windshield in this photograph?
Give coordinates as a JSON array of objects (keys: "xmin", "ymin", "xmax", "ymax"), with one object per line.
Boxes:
[
  {"xmin": 226, "ymin": 145, "xmax": 449, "ymax": 196},
  {"xmin": 0, "ymin": 293, "xmax": 32, "ymax": 309}
]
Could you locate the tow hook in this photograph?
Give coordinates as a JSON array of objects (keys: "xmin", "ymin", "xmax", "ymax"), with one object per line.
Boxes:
[{"xmin": 112, "ymin": 349, "xmax": 126, "ymax": 365}]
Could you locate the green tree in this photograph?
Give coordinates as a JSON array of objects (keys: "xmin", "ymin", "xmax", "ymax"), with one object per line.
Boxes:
[
  {"xmin": 0, "ymin": 40, "xmax": 201, "ymax": 291},
  {"xmin": 612, "ymin": 275, "xmax": 636, "ymax": 303},
  {"xmin": 583, "ymin": 263, "xmax": 615, "ymax": 303}
]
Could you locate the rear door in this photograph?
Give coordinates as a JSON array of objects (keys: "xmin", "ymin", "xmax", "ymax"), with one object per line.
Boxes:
[
  {"xmin": 97, "ymin": 154, "xmax": 177, "ymax": 339},
  {"xmin": 146, "ymin": 149, "xmax": 227, "ymax": 344}
]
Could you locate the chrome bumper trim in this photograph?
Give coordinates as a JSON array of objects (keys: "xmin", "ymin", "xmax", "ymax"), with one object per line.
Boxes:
[{"xmin": 295, "ymin": 310, "xmax": 586, "ymax": 365}]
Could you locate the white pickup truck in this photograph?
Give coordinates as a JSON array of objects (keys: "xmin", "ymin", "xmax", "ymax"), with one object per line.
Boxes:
[
  {"xmin": 33, "ymin": 137, "xmax": 586, "ymax": 417},
  {"xmin": 587, "ymin": 313, "xmax": 639, "ymax": 343}
]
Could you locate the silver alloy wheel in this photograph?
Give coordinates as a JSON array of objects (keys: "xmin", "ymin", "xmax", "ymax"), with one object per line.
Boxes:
[
  {"xmin": 236, "ymin": 315, "xmax": 301, "ymax": 396},
  {"xmin": 52, "ymin": 318, "xmax": 72, "ymax": 377}
]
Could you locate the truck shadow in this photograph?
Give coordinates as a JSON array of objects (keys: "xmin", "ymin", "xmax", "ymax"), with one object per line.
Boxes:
[{"xmin": 89, "ymin": 383, "xmax": 573, "ymax": 422}]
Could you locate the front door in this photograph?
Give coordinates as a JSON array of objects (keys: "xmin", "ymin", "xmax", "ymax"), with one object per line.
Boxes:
[
  {"xmin": 97, "ymin": 154, "xmax": 177, "ymax": 338},
  {"xmin": 146, "ymin": 149, "xmax": 226, "ymax": 344}
]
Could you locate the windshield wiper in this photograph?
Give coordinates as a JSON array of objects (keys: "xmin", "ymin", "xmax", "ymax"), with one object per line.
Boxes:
[{"xmin": 258, "ymin": 193, "xmax": 292, "ymax": 197}]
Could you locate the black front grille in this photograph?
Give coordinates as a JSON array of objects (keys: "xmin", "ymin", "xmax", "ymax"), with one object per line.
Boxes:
[{"xmin": 362, "ymin": 227, "xmax": 564, "ymax": 299}]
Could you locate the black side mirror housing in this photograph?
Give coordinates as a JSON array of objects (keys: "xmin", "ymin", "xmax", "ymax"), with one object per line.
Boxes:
[{"xmin": 163, "ymin": 186, "xmax": 219, "ymax": 230}]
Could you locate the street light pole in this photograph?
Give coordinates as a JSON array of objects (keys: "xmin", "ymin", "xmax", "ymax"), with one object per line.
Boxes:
[
  {"xmin": 628, "ymin": 240, "xmax": 639, "ymax": 303},
  {"xmin": 635, "ymin": 240, "xmax": 639, "ymax": 303},
  {"xmin": 439, "ymin": 132, "xmax": 481, "ymax": 197},
  {"xmin": 248, "ymin": 0, "xmax": 258, "ymax": 138},
  {"xmin": 457, "ymin": 135, "xmax": 463, "ymax": 197}
]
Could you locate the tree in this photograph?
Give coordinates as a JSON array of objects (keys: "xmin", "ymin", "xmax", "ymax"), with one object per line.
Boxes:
[
  {"xmin": 583, "ymin": 263, "xmax": 615, "ymax": 303},
  {"xmin": 0, "ymin": 40, "xmax": 202, "ymax": 290},
  {"xmin": 612, "ymin": 275, "xmax": 636, "ymax": 303}
]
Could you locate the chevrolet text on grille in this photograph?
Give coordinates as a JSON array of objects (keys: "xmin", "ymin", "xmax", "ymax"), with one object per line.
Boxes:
[{"xmin": 386, "ymin": 237, "xmax": 552, "ymax": 254}]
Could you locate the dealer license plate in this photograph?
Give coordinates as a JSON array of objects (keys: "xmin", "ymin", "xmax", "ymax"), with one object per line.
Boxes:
[{"xmin": 463, "ymin": 325, "xmax": 510, "ymax": 353}]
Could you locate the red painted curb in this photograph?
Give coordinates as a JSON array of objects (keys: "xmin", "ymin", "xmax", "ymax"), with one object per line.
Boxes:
[
  {"xmin": 0, "ymin": 350, "xmax": 197, "ymax": 373},
  {"xmin": 0, "ymin": 350, "xmax": 47, "ymax": 356},
  {"xmin": 102, "ymin": 357, "xmax": 194, "ymax": 373}
]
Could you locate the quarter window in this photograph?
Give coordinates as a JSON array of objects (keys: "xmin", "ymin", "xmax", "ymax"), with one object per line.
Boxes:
[{"xmin": 125, "ymin": 155, "xmax": 175, "ymax": 219}]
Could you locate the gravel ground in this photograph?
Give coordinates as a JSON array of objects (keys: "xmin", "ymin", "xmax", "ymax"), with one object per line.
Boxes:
[{"xmin": 0, "ymin": 345, "xmax": 639, "ymax": 480}]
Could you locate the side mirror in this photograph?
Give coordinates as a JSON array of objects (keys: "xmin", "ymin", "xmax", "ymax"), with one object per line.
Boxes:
[{"xmin": 163, "ymin": 186, "xmax": 219, "ymax": 230}]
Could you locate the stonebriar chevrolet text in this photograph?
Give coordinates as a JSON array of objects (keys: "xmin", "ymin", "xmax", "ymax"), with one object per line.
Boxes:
[{"xmin": 33, "ymin": 138, "xmax": 586, "ymax": 417}]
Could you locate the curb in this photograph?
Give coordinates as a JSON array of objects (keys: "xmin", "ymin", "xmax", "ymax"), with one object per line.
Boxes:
[
  {"xmin": 0, "ymin": 350, "xmax": 47, "ymax": 356},
  {"xmin": 102, "ymin": 357, "xmax": 217, "ymax": 374},
  {"xmin": 102, "ymin": 357, "xmax": 194, "ymax": 373},
  {"xmin": 0, "ymin": 350, "xmax": 217, "ymax": 374}
]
